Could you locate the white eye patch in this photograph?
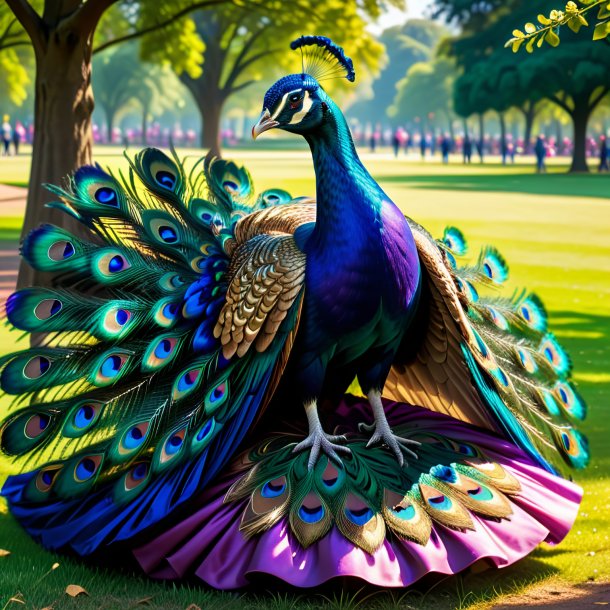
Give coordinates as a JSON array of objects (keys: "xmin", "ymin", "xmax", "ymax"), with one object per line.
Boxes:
[{"xmin": 289, "ymin": 91, "xmax": 313, "ymax": 125}]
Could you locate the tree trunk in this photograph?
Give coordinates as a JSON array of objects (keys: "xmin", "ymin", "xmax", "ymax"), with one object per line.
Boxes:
[
  {"xmin": 478, "ymin": 113, "xmax": 485, "ymax": 163},
  {"xmin": 18, "ymin": 27, "xmax": 94, "ymax": 289},
  {"xmin": 555, "ymin": 119, "xmax": 562, "ymax": 153},
  {"xmin": 570, "ymin": 105, "xmax": 590, "ymax": 173},
  {"xmin": 141, "ymin": 104, "xmax": 148, "ymax": 145},
  {"xmin": 498, "ymin": 111, "xmax": 506, "ymax": 163},
  {"xmin": 200, "ymin": 98, "xmax": 224, "ymax": 157},
  {"xmin": 521, "ymin": 102, "xmax": 536, "ymax": 154},
  {"xmin": 106, "ymin": 107, "xmax": 116, "ymax": 144}
]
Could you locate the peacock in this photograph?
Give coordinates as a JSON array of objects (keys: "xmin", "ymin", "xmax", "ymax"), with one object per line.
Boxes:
[{"xmin": 0, "ymin": 36, "xmax": 587, "ymax": 589}]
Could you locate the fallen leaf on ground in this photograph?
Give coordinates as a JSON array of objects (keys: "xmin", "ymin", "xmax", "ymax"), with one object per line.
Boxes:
[
  {"xmin": 136, "ymin": 597, "xmax": 153, "ymax": 605},
  {"xmin": 65, "ymin": 584, "xmax": 89, "ymax": 597},
  {"xmin": 8, "ymin": 596, "xmax": 25, "ymax": 605},
  {"xmin": 0, "ymin": 549, "xmax": 11, "ymax": 557}
]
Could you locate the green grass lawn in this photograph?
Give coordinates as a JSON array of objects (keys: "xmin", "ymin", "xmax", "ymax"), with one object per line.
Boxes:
[{"xmin": 0, "ymin": 148, "xmax": 608, "ymax": 609}]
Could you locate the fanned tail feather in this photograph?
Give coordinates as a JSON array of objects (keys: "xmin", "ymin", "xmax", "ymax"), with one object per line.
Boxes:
[
  {"xmin": 439, "ymin": 226, "xmax": 589, "ymax": 472},
  {"xmin": 0, "ymin": 148, "xmax": 303, "ymax": 551}
]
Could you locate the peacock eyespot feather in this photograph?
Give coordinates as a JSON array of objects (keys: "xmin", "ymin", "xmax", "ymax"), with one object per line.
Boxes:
[
  {"xmin": 222, "ymin": 180, "xmax": 239, "ymax": 193},
  {"xmin": 120, "ymin": 422, "xmax": 149, "ymax": 454},
  {"xmin": 34, "ymin": 299, "xmax": 62, "ymax": 320},
  {"xmin": 63, "ymin": 401, "xmax": 103, "ymax": 438},
  {"xmin": 35, "ymin": 466, "xmax": 61, "ymax": 493},
  {"xmin": 48, "ymin": 240, "xmax": 75, "ymax": 261},
  {"xmin": 109, "ymin": 255, "xmax": 125, "ymax": 273},
  {"xmin": 261, "ymin": 477, "xmax": 287, "ymax": 498},
  {"xmin": 299, "ymin": 503, "xmax": 324, "ymax": 523},
  {"xmin": 132, "ymin": 462, "xmax": 148, "ymax": 481},
  {"xmin": 101, "ymin": 354, "xmax": 123, "ymax": 377},
  {"xmin": 94, "ymin": 187, "xmax": 118, "ymax": 207},
  {"xmin": 74, "ymin": 405, "xmax": 95, "ymax": 428},
  {"xmin": 155, "ymin": 170, "xmax": 176, "ymax": 190},
  {"xmin": 115, "ymin": 309, "xmax": 130, "ymax": 326},
  {"xmin": 158, "ymin": 225, "xmax": 178, "ymax": 244},
  {"xmin": 25, "ymin": 413, "xmax": 51, "ymax": 439},
  {"xmin": 74, "ymin": 455, "xmax": 102, "ymax": 482},
  {"xmin": 23, "ymin": 356, "xmax": 51, "ymax": 379}
]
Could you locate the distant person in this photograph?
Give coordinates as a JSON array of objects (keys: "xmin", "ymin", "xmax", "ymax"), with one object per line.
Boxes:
[
  {"xmin": 12, "ymin": 120, "xmax": 24, "ymax": 155},
  {"xmin": 599, "ymin": 135, "xmax": 609, "ymax": 172},
  {"xmin": 500, "ymin": 137, "xmax": 508, "ymax": 165},
  {"xmin": 463, "ymin": 135, "xmax": 472, "ymax": 164},
  {"xmin": 2, "ymin": 115, "xmax": 11, "ymax": 156},
  {"xmin": 392, "ymin": 128, "xmax": 401, "ymax": 157},
  {"xmin": 420, "ymin": 133, "xmax": 427, "ymax": 159},
  {"xmin": 507, "ymin": 137, "xmax": 516, "ymax": 163},
  {"xmin": 441, "ymin": 134, "xmax": 451, "ymax": 164},
  {"xmin": 476, "ymin": 137, "xmax": 484, "ymax": 163},
  {"xmin": 369, "ymin": 131, "xmax": 376, "ymax": 153},
  {"xmin": 535, "ymin": 135, "xmax": 547, "ymax": 173}
]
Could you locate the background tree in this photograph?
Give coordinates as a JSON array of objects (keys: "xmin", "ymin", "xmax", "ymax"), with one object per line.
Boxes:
[
  {"xmin": 434, "ymin": 0, "xmax": 610, "ymax": 172},
  {"xmin": 143, "ymin": 1, "xmax": 387, "ymax": 156},
  {"xmin": 92, "ymin": 42, "xmax": 188, "ymax": 142},
  {"xmin": 389, "ymin": 57, "xmax": 458, "ymax": 136},
  {"xmin": 5, "ymin": 0, "xmax": 235, "ymax": 288},
  {"xmin": 349, "ymin": 19, "xmax": 448, "ymax": 122},
  {"xmin": 0, "ymin": 3, "xmax": 34, "ymax": 105}
]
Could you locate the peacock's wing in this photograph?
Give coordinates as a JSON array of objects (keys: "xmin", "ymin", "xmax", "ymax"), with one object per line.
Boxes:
[
  {"xmin": 384, "ymin": 219, "xmax": 588, "ymax": 474},
  {"xmin": 0, "ymin": 149, "xmax": 311, "ymax": 554}
]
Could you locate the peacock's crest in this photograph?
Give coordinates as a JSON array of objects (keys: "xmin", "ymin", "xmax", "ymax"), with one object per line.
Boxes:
[{"xmin": 290, "ymin": 35, "xmax": 356, "ymax": 83}]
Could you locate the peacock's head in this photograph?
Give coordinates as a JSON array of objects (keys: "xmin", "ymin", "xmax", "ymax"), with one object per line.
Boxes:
[{"xmin": 252, "ymin": 36, "xmax": 355, "ymax": 140}]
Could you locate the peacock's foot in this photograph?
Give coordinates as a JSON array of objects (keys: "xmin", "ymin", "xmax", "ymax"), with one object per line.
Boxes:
[
  {"xmin": 293, "ymin": 424, "xmax": 351, "ymax": 471},
  {"xmin": 358, "ymin": 420, "xmax": 420, "ymax": 468}
]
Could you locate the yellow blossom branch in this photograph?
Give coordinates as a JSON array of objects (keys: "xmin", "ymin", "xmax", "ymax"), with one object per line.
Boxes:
[{"xmin": 506, "ymin": 0, "xmax": 610, "ymax": 53}]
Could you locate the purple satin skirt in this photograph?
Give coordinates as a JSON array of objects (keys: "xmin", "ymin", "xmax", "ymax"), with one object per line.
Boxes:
[{"xmin": 133, "ymin": 401, "xmax": 582, "ymax": 589}]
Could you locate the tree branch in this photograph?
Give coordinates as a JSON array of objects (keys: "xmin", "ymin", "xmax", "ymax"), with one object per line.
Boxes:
[
  {"xmin": 5, "ymin": 0, "xmax": 45, "ymax": 53},
  {"xmin": 93, "ymin": 0, "xmax": 227, "ymax": 55},
  {"xmin": 590, "ymin": 87, "xmax": 609, "ymax": 110},
  {"xmin": 228, "ymin": 79, "xmax": 257, "ymax": 95},
  {"xmin": 221, "ymin": 22, "xmax": 272, "ymax": 92},
  {"xmin": 0, "ymin": 39, "xmax": 30, "ymax": 50},
  {"xmin": 549, "ymin": 93, "xmax": 573, "ymax": 116},
  {"xmin": 64, "ymin": 0, "xmax": 120, "ymax": 33}
]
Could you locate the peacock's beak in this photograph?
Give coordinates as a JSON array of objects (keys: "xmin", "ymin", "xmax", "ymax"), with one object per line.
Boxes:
[{"xmin": 252, "ymin": 109, "xmax": 279, "ymax": 140}]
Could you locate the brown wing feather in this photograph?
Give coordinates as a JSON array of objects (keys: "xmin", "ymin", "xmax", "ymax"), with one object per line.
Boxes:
[
  {"xmin": 383, "ymin": 221, "xmax": 495, "ymax": 430},
  {"xmin": 214, "ymin": 204, "xmax": 313, "ymax": 360}
]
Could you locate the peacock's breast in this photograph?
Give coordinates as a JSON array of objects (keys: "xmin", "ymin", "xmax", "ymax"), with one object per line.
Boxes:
[{"xmin": 304, "ymin": 201, "xmax": 420, "ymax": 335}]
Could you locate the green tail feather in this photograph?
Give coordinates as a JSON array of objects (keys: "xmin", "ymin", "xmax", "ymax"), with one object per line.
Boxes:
[{"xmin": 226, "ymin": 430, "xmax": 521, "ymax": 554}]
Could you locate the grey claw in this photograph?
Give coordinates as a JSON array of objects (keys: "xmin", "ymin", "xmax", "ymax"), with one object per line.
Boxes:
[
  {"xmin": 293, "ymin": 428, "xmax": 351, "ymax": 471},
  {"xmin": 365, "ymin": 427, "xmax": 420, "ymax": 468},
  {"xmin": 358, "ymin": 422, "xmax": 375, "ymax": 434}
]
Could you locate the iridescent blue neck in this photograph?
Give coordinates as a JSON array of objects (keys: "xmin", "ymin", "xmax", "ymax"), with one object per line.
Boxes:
[{"xmin": 304, "ymin": 100, "xmax": 384, "ymax": 247}]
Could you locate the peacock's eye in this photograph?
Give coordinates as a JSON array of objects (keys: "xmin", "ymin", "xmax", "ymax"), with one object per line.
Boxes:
[{"xmin": 288, "ymin": 92, "xmax": 303, "ymax": 107}]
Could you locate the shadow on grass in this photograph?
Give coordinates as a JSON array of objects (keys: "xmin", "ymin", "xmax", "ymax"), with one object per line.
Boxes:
[
  {"xmin": 0, "ymin": 504, "xmax": 562, "ymax": 610},
  {"xmin": 381, "ymin": 172, "xmax": 610, "ymax": 199}
]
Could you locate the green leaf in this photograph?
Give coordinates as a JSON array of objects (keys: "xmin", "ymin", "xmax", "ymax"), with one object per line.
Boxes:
[
  {"xmin": 512, "ymin": 29, "xmax": 525, "ymax": 38},
  {"xmin": 545, "ymin": 29, "xmax": 560, "ymax": 46},
  {"xmin": 538, "ymin": 14, "xmax": 551, "ymax": 25},
  {"xmin": 593, "ymin": 20, "xmax": 610, "ymax": 40},
  {"xmin": 568, "ymin": 16, "xmax": 583, "ymax": 32},
  {"xmin": 526, "ymin": 36, "xmax": 537, "ymax": 53},
  {"xmin": 525, "ymin": 22, "xmax": 537, "ymax": 33},
  {"xmin": 578, "ymin": 14, "xmax": 589, "ymax": 26},
  {"xmin": 599, "ymin": 3, "xmax": 610, "ymax": 20}
]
